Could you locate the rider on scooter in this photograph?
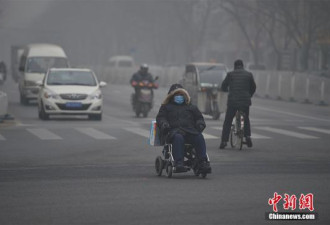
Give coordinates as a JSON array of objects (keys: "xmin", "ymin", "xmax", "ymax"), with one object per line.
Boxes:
[{"xmin": 130, "ymin": 64, "xmax": 155, "ymax": 101}]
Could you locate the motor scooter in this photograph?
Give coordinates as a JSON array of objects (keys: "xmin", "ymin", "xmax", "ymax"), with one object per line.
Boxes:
[{"xmin": 131, "ymin": 77, "xmax": 158, "ymax": 117}]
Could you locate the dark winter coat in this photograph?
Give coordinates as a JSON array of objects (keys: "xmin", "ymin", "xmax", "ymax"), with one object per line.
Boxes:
[
  {"xmin": 130, "ymin": 71, "xmax": 154, "ymax": 83},
  {"xmin": 156, "ymin": 86, "xmax": 206, "ymax": 143},
  {"xmin": 221, "ymin": 67, "xmax": 256, "ymax": 107}
]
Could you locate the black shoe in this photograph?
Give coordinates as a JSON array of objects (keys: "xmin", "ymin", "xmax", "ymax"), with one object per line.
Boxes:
[
  {"xmin": 219, "ymin": 142, "xmax": 227, "ymax": 149},
  {"xmin": 199, "ymin": 159, "xmax": 212, "ymax": 173},
  {"xmin": 246, "ymin": 136, "xmax": 253, "ymax": 147}
]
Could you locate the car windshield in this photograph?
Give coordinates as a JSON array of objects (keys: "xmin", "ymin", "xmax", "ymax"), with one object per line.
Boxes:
[
  {"xmin": 47, "ymin": 70, "xmax": 97, "ymax": 86},
  {"xmin": 198, "ymin": 65, "xmax": 227, "ymax": 84},
  {"xmin": 26, "ymin": 57, "xmax": 69, "ymax": 73}
]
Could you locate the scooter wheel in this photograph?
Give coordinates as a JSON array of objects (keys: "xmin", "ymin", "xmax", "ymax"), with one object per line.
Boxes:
[
  {"xmin": 212, "ymin": 112, "xmax": 220, "ymax": 120},
  {"xmin": 142, "ymin": 111, "xmax": 148, "ymax": 118}
]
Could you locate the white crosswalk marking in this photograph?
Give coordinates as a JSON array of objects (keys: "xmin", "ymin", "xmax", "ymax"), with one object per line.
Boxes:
[
  {"xmin": 0, "ymin": 133, "xmax": 6, "ymax": 141},
  {"xmin": 202, "ymin": 133, "xmax": 218, "ymax": 139},
  {"xmin": 298, "ymin": 127, "xmax": 330, "ymax": 135},
  {"xmin": 124, "ymin": 127, "xmax": 218, "ymax": 139},
  {"xmin": 124, "ymin": 127, "xmax": 150, "ymax": 138},
  {"xmin": 26, "ymin": 128, "xmax": 62, "ymax": 140},
  {"xmin": 210, "ymin": 127, "xmax": 271, "ymax": 139},
  {"xmin": 255, "ymin": 127, "xmax": 319, "ymax": 139},
  {"xmin": 250, "ymin": 133, "xmax": 272, "ymax": 139},
  {"xmin": 2, "ymin": 125, "xmax": 327, "ymax": 142},
  {"xmin": 75, "ymin": 128, "xmax": 116, "ymax": 140},
  {"xmin": 211, "ymin": 127, "xmax": 222, "ymax": 131}
]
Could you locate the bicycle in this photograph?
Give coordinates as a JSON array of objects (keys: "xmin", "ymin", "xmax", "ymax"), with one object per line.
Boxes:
[{"xmin": 229, "ymin": 110, "xmax": 246, "ymax": 150}]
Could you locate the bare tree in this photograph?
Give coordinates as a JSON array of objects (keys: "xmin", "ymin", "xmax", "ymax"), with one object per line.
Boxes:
[
  {"xmin": 218, "ymin": 0, "xmax": 270, "ymax": 66},
  {"xmin": 171, "ymin": 0, "xmax": 217, "ymax": 62},
  {"xmin": 264, "ymin": 0, "xmax": 330, "ymax": 70}
]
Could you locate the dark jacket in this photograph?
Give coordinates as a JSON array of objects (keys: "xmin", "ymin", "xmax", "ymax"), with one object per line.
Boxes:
[
  {"xmin": 130, "ymin": 70, "xmax": 154, "ymax": 83},
  {"xmin": 156, "ymin": 86, "xmax": 206, "ymax": 143},
  {"xmin": 221, "ymin": 67, "xmax": 256, "ymax": 107}
]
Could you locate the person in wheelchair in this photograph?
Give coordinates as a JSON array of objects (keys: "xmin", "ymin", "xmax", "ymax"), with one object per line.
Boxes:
[{"xmin": 156, "ymin": 83, "xmax": 211, "ymax": 173}]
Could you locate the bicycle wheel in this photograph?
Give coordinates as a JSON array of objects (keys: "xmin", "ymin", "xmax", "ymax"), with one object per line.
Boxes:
[
  {"xmin": 230, "ymin": 124, "xmax": 238, "ymax": 148},
  {"xmin": 238, "ymin": 113, "xmax": 244, "ymax": 150},
  {"xmin": 238, "ymin": 131, "xmax": 243, "ymax": 150}
]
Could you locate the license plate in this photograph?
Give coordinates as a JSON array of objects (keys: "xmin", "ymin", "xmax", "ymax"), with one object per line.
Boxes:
[
  {"xmin": 66, "ymin": 102, "xmax": 82, "ymax": 108},
  {"xmin": 141, "ymin": 89, "xmax": 151, "ymax": 95}
]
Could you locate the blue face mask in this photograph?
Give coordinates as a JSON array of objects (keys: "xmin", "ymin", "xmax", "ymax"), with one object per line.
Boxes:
[{"xmin": 174, "ymin": 95, "xmax": 185, "ymax": 104}]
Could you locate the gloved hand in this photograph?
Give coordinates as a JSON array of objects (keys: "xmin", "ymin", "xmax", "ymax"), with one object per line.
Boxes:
[
  {"xmin": 161, "ymin": 122, "xmax": 170, "ymax": 132},
  {"xmin": 197, "ymin": 124, "xmax": 206, "ymax": 132}
]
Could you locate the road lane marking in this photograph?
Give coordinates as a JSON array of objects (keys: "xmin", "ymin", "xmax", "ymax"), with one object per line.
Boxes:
[
  {"xmin": 0, "ymin": 133, "xmax": 6, "ymax": 140},
  {"xmin": 124, "ymin": 127, "xmax": 218, "ymax": 140},
  {"xmin": 75, "ymin": 128, "xmax": 116, "ymax": 140},
  {"xmin": 254, "ymin": 127, "xmax": 319, "ymax": 139},
  {"xmin": 26, "ymin": 128, "xmax": 62, "ymax": 140},
  {"xmin": 298, "ymin": 127, "xmax": 330, "ymax": 135},
  {"xmin": 124, "ymin": 127, "xmax": 150, "ymax": 138},
  {"xmin": 250, "ymin": 133, "xmax": 272, "ymax": 139},
  {"xmin": 202, "ymin": 133, "xmax": 218, "ymax": 139},
  {"xmin": 211, "ymin": 126, "xmax": 271, "ymax": 139},
  {"xmin": 211, "ymin": 127, "xmax": 222, "ymax": 130},
  {"xmin": 103, "ymin": 114, "xmax": 139, "ymax": 126}
]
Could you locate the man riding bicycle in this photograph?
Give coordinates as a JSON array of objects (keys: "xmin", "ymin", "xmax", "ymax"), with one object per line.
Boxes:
[{"xmin": 219, "ymin": 59, "xmax": 256, "ymax": 149}]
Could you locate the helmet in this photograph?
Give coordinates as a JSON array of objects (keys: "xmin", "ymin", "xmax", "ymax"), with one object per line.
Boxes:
[{"xmin": 140, "ymin": 64, "xmax": 149, "ymax": 73}]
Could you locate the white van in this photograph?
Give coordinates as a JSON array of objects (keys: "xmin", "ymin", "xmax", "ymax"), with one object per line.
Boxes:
[
  {"xmin": 18, "ymin": 43, "xmax": 69, "ymax": 104},
  {"xmin": 108, "ymin": 55, "xmax": 135, "ymax": 68},
  {"xmin": 107, "ymin": 55, "xmax": 137, "ymax": 83}
]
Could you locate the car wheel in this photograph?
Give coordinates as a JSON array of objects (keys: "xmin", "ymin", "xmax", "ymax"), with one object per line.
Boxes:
[
  {"xmin": 94, "ymin": 113, "xmax": 102, "ymax": 121},
  {"xmin": 39, "ymin": 102, "xmax": 49, "ymax": 120},
  {"xmin": 89, "ymin": 114, "xmax": 102, "ymax": 120}
]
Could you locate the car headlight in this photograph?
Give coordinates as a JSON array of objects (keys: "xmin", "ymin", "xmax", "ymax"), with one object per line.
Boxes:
[
  {"xmin": 89, "ymin": 91, "xmax": 102, "ymax": 100},
  {"xmin": 43, "ymin": 90, "xmax": 58, "ymax": 99}
]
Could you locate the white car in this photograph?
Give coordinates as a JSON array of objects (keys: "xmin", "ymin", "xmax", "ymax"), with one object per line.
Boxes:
[{"xmin": 37, "ymin": 68, "xmax": 106, "ymax": 120}]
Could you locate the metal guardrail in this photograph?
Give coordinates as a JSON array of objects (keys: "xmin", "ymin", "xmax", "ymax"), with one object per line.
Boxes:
[
  {"xmin": 86, "ymin": 65, "xmax": 328, "ymax": 106},
  {"xmin": 254, "ymin": 71, "xmax": 329, "ymax": 105}
]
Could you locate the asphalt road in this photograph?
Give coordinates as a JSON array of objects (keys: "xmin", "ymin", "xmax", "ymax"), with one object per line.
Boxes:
[{"xmin": 1, "ymin": 77, "xmax": 330, "ymax": 225}]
